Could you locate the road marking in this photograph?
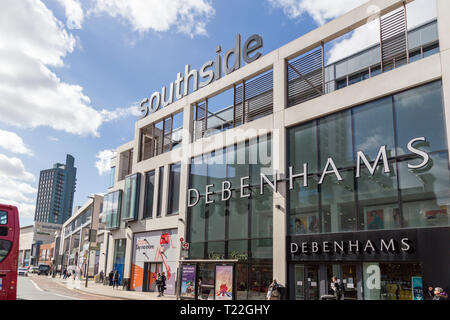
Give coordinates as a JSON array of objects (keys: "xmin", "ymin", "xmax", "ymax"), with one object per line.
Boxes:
[
  {"xmin": 30, "ymin": 279, "xmax": 44, "ymax": 292},
  {"xmin": 29, "ymin": 278, "xmax": 80, "ymax": 300}
]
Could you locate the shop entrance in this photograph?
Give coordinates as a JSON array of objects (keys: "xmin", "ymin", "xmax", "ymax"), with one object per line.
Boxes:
[
  {"xmin": 293, "ymin": 263, "xmax": 362, "ymax": 300},
  {"xmin": 292, "ymin": 262, "xmax": 423, "ymax": 300},
  {"xmin": 142, "ymin": 262, "xmax": 163, "ymax": 292}
]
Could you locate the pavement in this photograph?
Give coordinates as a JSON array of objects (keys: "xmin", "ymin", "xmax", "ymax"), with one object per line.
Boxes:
[{"xmin": 47, "ymin": 274, "xmax": 176, "ymax": 300}]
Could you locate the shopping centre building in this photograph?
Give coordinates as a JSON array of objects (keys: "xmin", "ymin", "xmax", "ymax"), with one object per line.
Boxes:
[{"xmin": 99, "ymin": 0, "xmax": 450, "ymax": 300}]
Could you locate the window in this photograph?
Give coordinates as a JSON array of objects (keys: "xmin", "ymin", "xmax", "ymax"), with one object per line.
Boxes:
[
  {"xmin": 122, "ymin": 173, "xmax": 141, "ymax": 221},
  {"xmin": 109, "ymin": 167, "xmax": 116, "ymax": 187},
  {"xmin": 187, "ymin": 135, "xmax": 273, "ymax": 261},
  {"xmin": 0, "ymin": 240, "xmax": 12, "ymax": 263},
  {"xmin": 139, "ymin": 111, "xmax": 183, "ymax": 161},
  {"xmin": 119, "ymin": 150, "xmax": 133, "ymax": 181},
  {"xmin": 157, "ymin": 166, "xmax": 164, "ymax": 217},
  {"xmin": 103, "ymin": 190, "xmax": 122, "ymax": 229},
  {"xmin": 167, "ymin": 163, "xmax": 181, "ymax": 215},
  {"xmin": 0, "ymin": 211, "xmax": 7, "ymax": 224},
  {"xmin": 143, "ymin": 170, "xmax": 155, "ymax": 219}
]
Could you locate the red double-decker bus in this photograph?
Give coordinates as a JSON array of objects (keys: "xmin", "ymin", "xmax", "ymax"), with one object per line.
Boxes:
[{"xmin": 0, "ymin": 204, "xmax": 19, "ymax": 300}]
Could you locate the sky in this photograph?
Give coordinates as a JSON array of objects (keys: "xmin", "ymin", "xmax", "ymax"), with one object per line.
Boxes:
[{"xmin": 0, "ymin": 0, "xmax": 437, "ymax": 227}]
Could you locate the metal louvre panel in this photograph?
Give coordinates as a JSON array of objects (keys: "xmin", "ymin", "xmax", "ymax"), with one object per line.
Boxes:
[
  {"xmin": 380, "ymin": 6, "xmax": 408, "ymax": 72},
  {"xmin": 247, "ymin": 91, "xmax": 273, "ymax": 122},
  {"xmin": 244, "ymin": 71, "xmax": 273, "ymax": 100},
  {"xmin": 287, "ymin": 47, "xmax": 323, "ymax": 107},
  {"xmin": 194, "ymin": 101, "xmax": 207, "ymax": 139},
  {"xmin": 234, "ymin": 102, "xmax": 243, "ymax": 127}
]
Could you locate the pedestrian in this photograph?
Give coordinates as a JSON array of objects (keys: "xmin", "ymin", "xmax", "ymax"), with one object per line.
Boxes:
[
  {"xmin": 427, "ymin": 286, "xmax": 448, "ymax": 300},
  {"xmin": 158, "ymin": 272, "xmax": 167, "ymax": 297},
  {"xmin": 267, "ymin": 279, "xmax": 280, "ymax": 300},
  {"xmin": 72, "ymin": 269, "xmax": 76, "ymax": 280},
  {"xmin": 113, "ymin": 270, "xmax": 120, "ymax": 289},
  {"xmin": 108, "ymin": 270, "xmax": 114, "ymax": 286},
  {"xmin": 330, "ymin": 276, "xmax": 343, "ymax": 300},
  {"xmin": 99, "ymin": 270, "xmax": 104, "ymax": 283}
]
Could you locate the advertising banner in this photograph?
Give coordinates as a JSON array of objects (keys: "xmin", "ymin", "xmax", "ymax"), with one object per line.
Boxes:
[
  {"xmin": 215, "ymin": 265, "xmax": 233, "ymax": 300},
  {"xmin": 412, "ymin": 276, "xmax": 424, "ymax": 300},
  {"xmin": 180, "ymin": 265, "xmax": 197, "ymax": 299},
  {"xmin": 130, "ymin": 229, "xmax": 178, "ymax": 294}
]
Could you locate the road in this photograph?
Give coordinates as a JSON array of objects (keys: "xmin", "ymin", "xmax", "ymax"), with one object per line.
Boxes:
[{"xmin": 17, "ymin": 274, "xmax": 119, "ymax": 300}]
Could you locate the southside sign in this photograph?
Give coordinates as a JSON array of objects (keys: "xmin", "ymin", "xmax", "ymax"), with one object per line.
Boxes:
[
  {"xmin": 188, "ymin": 137, "xmax": 430, "ymax": 207},
  {"xmin": 140, "ymin": 34, "xmax": 264, "ymax": 118}
]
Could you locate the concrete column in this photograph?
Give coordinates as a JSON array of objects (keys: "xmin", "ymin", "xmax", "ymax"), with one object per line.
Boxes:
[
  {"xmin": 437, "ymin": 0, "xmax": 450, "ymax": 163},
  {"xmin": 272, "ymin": 58, "xmax": 287, "ymax": 287},
  {"xmin": 123, "ymin": 228, "xmax": 133, "ymax": 285}
]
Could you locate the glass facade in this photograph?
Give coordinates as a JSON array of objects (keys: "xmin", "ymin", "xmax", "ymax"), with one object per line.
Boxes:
[
  {"xmin": 143, "ymin": 170, "xmax": 155, "ymax": 219},
  {"xmin": 288, "ymin": 81, "xmax": 449, "ymax": 235},
  {"xmin": 122, "ymin": 173, "xmax": 141, "ymax": 221},
  {"xmin": 187, "ymin": 134, "xmax": 273, "ymax": 300},
  {"xmin": 168, "ymin": 163, "xmax": 181, "ymax": 215},
  {"xmin": 103, "ymin": 190, "xmax": 122, "ymax": 229}
]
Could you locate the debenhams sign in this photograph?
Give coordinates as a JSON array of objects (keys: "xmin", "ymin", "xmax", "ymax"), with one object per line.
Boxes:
[
  {"xmin": 140, "ymin": 34, "xmax": 264, "ymax": 117},
  {"xmin": 188, "ymin": 137, "xmax": 429, "ymax": 207}
]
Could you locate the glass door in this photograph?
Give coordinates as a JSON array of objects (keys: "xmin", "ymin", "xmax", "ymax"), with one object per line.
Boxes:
[
  {"xmin": 294, "ymin": 265, "xmax": 305, "ymax": 300},
  {"xmin": 306, "ymin": 265, "xmax": 320, "ymax": 300},
  {"xmin": 342, "ymin": 264, "xmax": 358, "ymax": 300},
  {"xmin": 294, "ymin": 264, "xmax": 319, "ymax": 300}
]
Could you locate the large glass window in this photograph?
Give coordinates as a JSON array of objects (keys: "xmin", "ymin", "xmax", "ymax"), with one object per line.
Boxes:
[
  {"xmin": 168, "ymin": 163, "xmax": 181, "ymax": 215},
  {"xmin": 103, "ymin": 190, "xmax": 122, "ymax": 229},
  {"xmin": 288, "ymin": 81, "xmax": 449, "ymax": 234},
  {"xmin": 122, "ymin": 173, "xmax": 141, "ymax": 221},
  {"xmin": 157, "ymin": 166, "xmax": 164, "ymax": 217},
  {"xmin": 143, "ymin": 170, "xmax": 155, "ymax": 219},
  {"xmin": 188, "ymin": 135, "xmax": 273, "ymax": 260},
  {"xmin": 109, "ymin": 167, "xmax": 116, "ymax": 187}
]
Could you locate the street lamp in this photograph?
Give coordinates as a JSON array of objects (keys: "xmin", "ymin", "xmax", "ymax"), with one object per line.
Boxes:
[{"xmin": 85, "ymin": 195, "xmax": 96, "ymax": 288}]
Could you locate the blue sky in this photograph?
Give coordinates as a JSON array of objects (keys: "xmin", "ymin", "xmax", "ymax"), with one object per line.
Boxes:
[{"xmin": 0, "ymin": 0, "xmax": 435, "ymax": 226}]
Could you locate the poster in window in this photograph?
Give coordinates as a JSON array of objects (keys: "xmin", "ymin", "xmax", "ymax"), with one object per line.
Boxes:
[
  {"xmin": 292, "ymin": 216, "xmax": 308, "ymax": 234},
  {"xmin": 367, "ymin": 210, "xmax": 384, "ymax": 230},
  {"xmin": 412, "ymin": 277, "xmax": 424, "ymax": 300},
  {"xmin": 180, "ymin": 265, "xmax": 197, "ymax": 299},
  {"xmin": 215, "ymin": 265, "xmax": 233, "ymax": 300},
  {"xmin": 425, "ymin": 208, "xmax": 447, "ymax": 226}
]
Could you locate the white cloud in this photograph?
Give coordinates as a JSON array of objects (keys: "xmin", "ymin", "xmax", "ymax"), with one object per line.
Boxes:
[
  {"xmin": 91, "ymin": 0, "xmax": 215, "ymax": 37},
  {"xmin": 48, "ymin": 136, "xmax": 59, "ymax": 142},
  {"xmin": 0, "ymin": 0, "xmax": 108, "ymax": 136},
  {"xmin": 100, "ymin": 104, "xmax": 141, "ymax": 122},
  {"xmin": 0, "ymin": 153, "xmax": 37, "ymax": 219},
  {"xmin": 95, "ymin": 149, "xmax": 117, "ymax": 176},
  {"xmin": 0, "ymin": 130, "xmax": 34, "ymax": 156},
  {"xmin": 0, "ymin": 154, "xmax": 35, "ymax": 182},
  {"xmin": 267, "ymin": 0, "xmax": 365, "ymax": 25},
  {"xmin": 56, "ymin": 0, "xmax": 84, "ymax": 29}
]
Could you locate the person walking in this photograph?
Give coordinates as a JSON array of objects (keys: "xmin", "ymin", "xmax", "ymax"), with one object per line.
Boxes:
[
  {"xmin": 427, "ymin": 286, "xmax": 448, "ymax": 300},
  {"xmin": 159, "ymin": 272, "xmax": 167, "ymax": 297},
  {"xmin": 108, "ymin": 270, "xmax": 114, "ymax": 286},
  {"xmin": 99, "ymin": 270, "xmax": 104, "ymax": 283},
  {"xmin": 113, "ymin": 270, "xmax": 120, "ymax": 289},
  {"xmin": 267, "ymin": 279, "xmax": 280, "ymax": 300},
  {"xmin": 330, "ymin": 276, "xmax": 343, "ymax": 300}
]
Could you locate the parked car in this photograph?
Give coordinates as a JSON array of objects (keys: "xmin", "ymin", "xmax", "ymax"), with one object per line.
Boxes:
[
  {"xmin": 17, "ymin": 267, "xmax": 29, "ymax": 277},
  {"xmin": 29, "ymin": 265, "xmax": 40, "ymax": 274},
  {"xmin": 38, "ymin": 264, "xmax": 51, "ymax": 276}
]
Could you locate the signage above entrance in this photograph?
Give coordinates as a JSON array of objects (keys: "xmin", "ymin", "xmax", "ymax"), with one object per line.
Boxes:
[{"xmin": 140, "ymin": 34, "xmax": 264, "ymax": 118}]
